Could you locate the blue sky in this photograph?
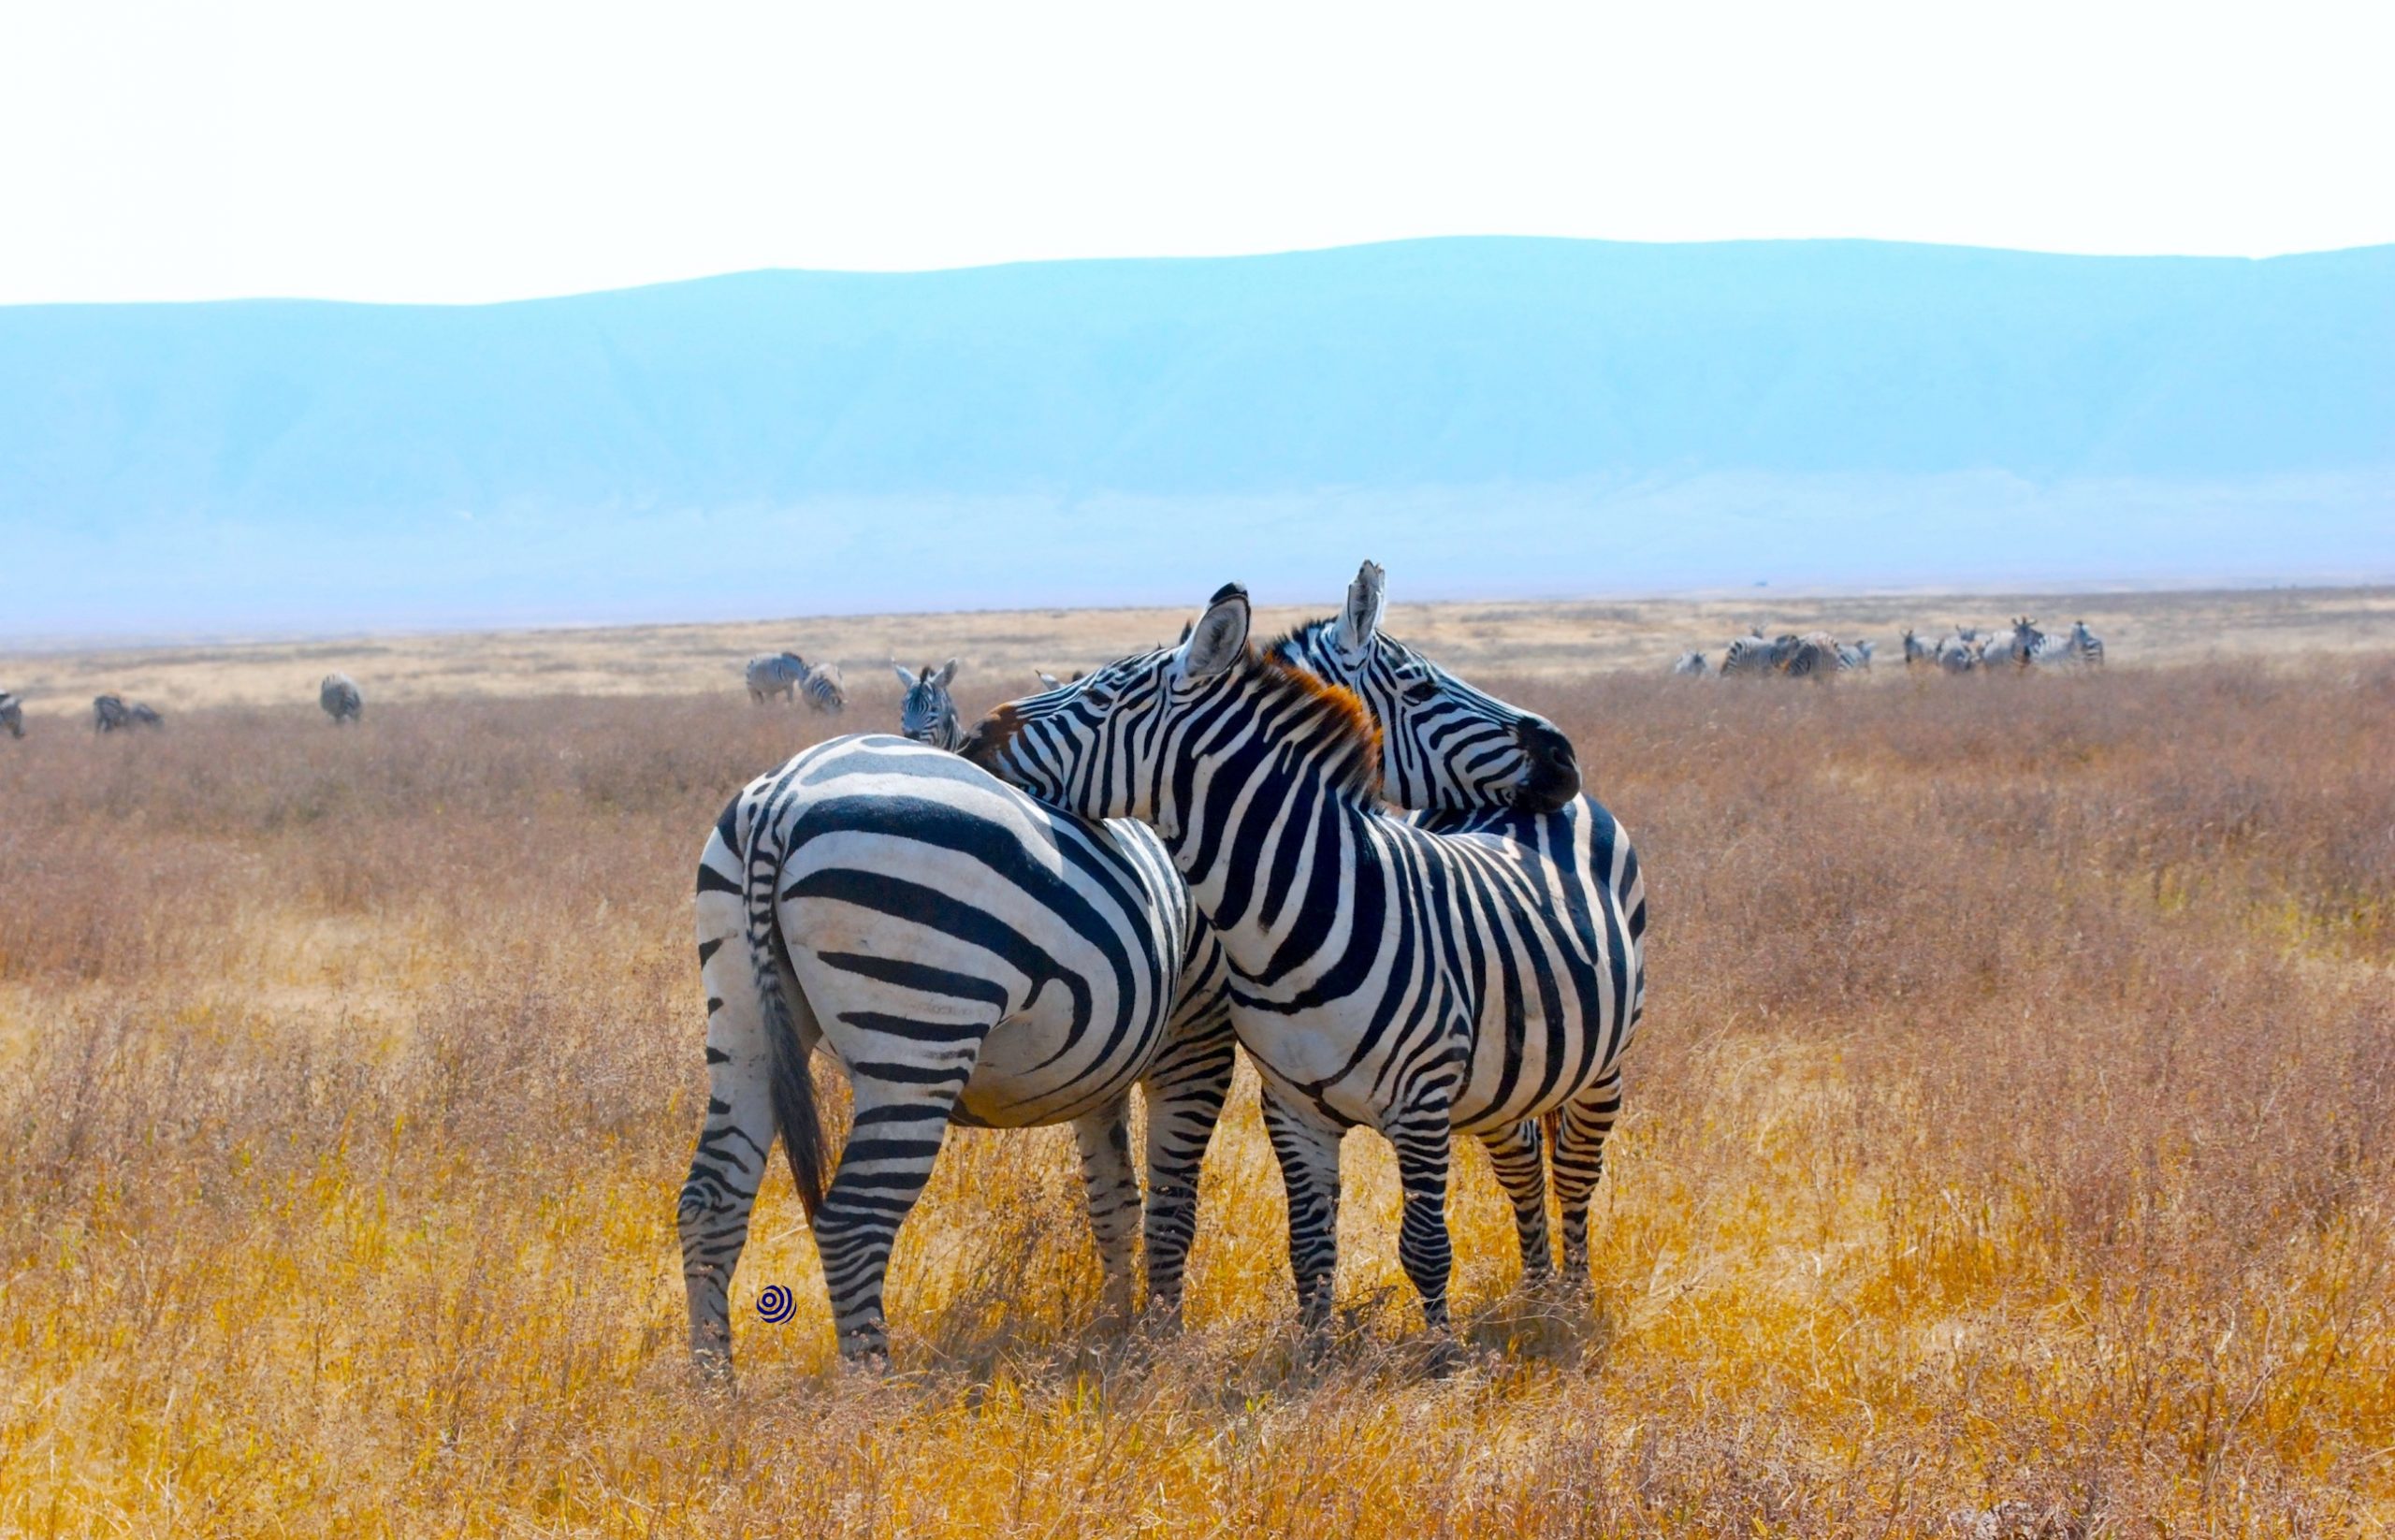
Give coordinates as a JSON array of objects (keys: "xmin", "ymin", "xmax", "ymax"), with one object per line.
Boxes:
[{"xmin": 4, "ymin": 0, "xmax": 2391, "ymax": 306}]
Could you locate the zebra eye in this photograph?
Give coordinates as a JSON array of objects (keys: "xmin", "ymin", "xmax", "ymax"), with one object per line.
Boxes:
[{"xmin": 1402, "ymin": 680, "xmax": 1440, "ymax": 703}]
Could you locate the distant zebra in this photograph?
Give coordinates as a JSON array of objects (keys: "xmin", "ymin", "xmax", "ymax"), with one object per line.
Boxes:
[
  {"xmin": 798, "ymin": 662, "xmax": 846, "ymax": 714},
  {"xmin": 93, "ymin": 695, "xmax": 163, "ymax": 732},
  {"xmin": 1672, "ymin": 651, "xmax": 1710, "ymax": 676},
  {"xmin": 1902, "ymin": 630, "xmax": 1936, "ymax": 671},
  {"xmin": 1777, "ymin": 632, "xmax": 1841, "ymax": 679},
  {"xmin": 2064, "ymin": 620, "xmax": 2106, "ymax": 667},
  {"xmin": 889, "ymin": 659, "xmax": 962, "ymax": 749},
  {"xmin": 1719, "ymin": 632, "xmax": 1777, "ymax": 676},
  {"xmin": 0, "ymin": 690, "xmax": 22, "ymax": 739},
  {"xmin": 320, "ymin": 673, "xmax": 364, "ymax": 724},
  {"xmin": 681, "ymin": 564, "xmax": 1574, "ymax": 1368},
  {"xmin": 745, "ymin": 652, "xmax": 810, "ymax": 705},
  {"xmin": 965, "ymin": 582, "xmax": 1642, "ymax": 1340},
  {"xmin": 1981, "ymin": 617, "xmax": 2046, "ymax": 671},
  {"xmin": 1936, "ymin": 634, "xmax": 1981, "ymax": 674},
  {"xmin": 1836, "ymin": 639, "xmax": 1876, "ymax": 673}
]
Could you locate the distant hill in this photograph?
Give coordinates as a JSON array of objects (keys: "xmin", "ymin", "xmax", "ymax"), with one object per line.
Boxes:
[{"xmin": 4, "ymin": 238, "xmax": 2390, "ymax": 637}]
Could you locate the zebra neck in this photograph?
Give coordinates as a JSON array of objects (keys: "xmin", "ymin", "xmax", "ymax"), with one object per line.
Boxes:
[{"xmin": 1161, "ymin": 752, "xmax": 1373, "ymax": 976}]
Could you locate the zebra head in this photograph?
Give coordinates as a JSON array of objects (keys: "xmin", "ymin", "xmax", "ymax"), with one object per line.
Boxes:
[
  {"xmin": 1264, "ymin": 561, "xmax": 1578, "ymax": 813},
  {"xmin": 889, "ymin": 659, "xmax": 963, "ymax": 750},
  {"xmin": 965, "ymin": 584, "xmax": 1379, "ymax": 831}
]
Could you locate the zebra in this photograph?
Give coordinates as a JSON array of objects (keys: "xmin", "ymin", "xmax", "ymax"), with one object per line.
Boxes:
[
  {"xmin": 1719, "ymin": 632, "xmax": 1777, "ymax": 676},
  {"xmin": 1981, "ymin": 617, "xmax": 2046, "ymax": 671},
  {"xmin": 1672, "ymin": 651, "xmax": 1709, "ymax": 677},
  {"xmin": 798, "ymin": 662, "xmax": 846, "ymax": 715},
  {"xmin": 320, "ymin": 673, "xmax": 363, "ymax": 724},
  {"xmin": 889, "ymin": 659, "xmax": 962, "ymax": 749},
  {"xmin": 746, "ymin": 652, "xmax": 810, "ymax": 705},
  {"xmin": 2032, "ymin": 619, "xmax": 2104, "ymax": 668},
  {"xmin": 965, "ymin": 582, "xmax": 1642, "ymax": 1344},
  {"xmin": 1902, "ymin": 629, "xmax": 1937, "ymax": 671},
  {"xmin": 1936, "ymin": 634, "xmax": 1981, "ymax": 674},
  {"xmin": 1836, "ymin": 639, "xmax": 1876, "ymax": 673},
  {"xmin": 1776, "ymin": 632, "xmax": 1841, "ymax": 679},
  {"xmin": 93, "ymin": 695, "xmax": 163, "ymax": 732},
  {"xmin": 0, "ymin": 690, "xmax": 22, "ymax": 738},
  {"xmin": 680, "ymin": 572, "xmax": 1575, "ymax": 1370}
]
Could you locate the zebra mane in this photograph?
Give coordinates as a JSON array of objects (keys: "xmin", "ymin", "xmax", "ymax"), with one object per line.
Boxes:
[{"xmin": 1241, "ymin": 647, "xmax": 1385, "ymax": 805}]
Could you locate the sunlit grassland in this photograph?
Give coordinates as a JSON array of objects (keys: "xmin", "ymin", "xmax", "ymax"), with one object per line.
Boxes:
[{"xmin": 1, "ymin": 663, "xmax": 2390, "ymax": 1535}]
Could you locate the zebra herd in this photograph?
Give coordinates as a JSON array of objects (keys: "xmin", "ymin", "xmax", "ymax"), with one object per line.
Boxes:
[
  {"xmin": 1674, "ymin": 617, "xmax": 2105, "ymax": 678},
  {"xmin": 681, "ymin": 562, "xmax": 1646, "ymax": 1371},
  {"xmin": 745, "ymin": 650, "xmax": 847, "ymax": 712}
]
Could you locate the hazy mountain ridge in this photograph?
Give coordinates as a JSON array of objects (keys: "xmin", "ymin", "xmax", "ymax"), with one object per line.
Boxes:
[{"xmin": 3, "ymin": 238, "xmax": 2389, "ymax": 633}]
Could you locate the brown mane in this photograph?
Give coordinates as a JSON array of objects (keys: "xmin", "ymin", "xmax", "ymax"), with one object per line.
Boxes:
[{"xmin": 1250, "ymin": 647, "xmax": 1384, "ymax": 802}]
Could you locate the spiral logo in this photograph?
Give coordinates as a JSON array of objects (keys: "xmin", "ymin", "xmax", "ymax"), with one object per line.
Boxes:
[{"xmin": 755, "ymin": 1284, "xmax": 796, "ymax": 1325}]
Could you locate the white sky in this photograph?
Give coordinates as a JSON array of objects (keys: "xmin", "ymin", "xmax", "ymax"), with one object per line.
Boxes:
[{"xmin": 4, "ymin": 0, "xmax": 2390, "ymax": 305}]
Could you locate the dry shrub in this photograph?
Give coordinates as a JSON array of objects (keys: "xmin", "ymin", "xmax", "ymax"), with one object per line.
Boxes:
[{"xmin": 0, "ymin": 661, "xmax": 2389, "ymax": 1535}]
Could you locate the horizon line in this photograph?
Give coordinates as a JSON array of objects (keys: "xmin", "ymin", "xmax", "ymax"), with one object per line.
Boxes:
[{"xmin": 9, "ymin": 231, "xmax": 2392, "ymax": 314}]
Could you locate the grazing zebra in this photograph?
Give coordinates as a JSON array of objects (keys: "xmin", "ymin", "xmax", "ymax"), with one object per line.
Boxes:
[
  {"xmin": 93, "ymin": 695, "xmax": 163, "ymax": 732},
  {"xmin": 798, "ymin": 662, "xmax": 846, "ymax": 714},
  {"xmin": 746, "ymin": 651, "xmax": 810, "ymax": 705},
  {"xmin": 0, "ymin": 690, "xmax": 22, "ymax": 738},
  {"xmin": 1936, "ymin": 634, "xmax": 1981, "ymax": 674},
  {"xmin": 1836, "ymin": 639, "xmax": 1876, "ymax": 673},
  {"xmin": 889, "ymin": 659, "xmax": 962, "ymax": 749},
  {"xmin": 1672, "ymin": 651, "xmax": 1709, "ymax": 677},
  {"xmin": 320, "ymin": 673, "xmax": 364, "ymax": 724},
  {"xmin": 681, "ymin": 573, "xmax": 1573, "ymax": 1369},
  {"xmin": 965, "ymin": 583, "xmax": 1643, "ymax": 1342}
]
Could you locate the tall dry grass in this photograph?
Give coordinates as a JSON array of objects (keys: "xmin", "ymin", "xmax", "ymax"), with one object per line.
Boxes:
[{"xmin": 1, "ymin": 662, "xmax": 2390, "ymax": 1536}]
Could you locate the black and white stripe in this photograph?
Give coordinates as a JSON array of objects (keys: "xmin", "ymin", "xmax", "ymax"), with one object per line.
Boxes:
[
  {"xmin": 965, "ymin": 584, "xmax": 1647, "ymax": 1339},
  {"xmin": 891, "ymin": 660, "xmax": 963, "ymax": 749},
  {"xmin": 746, "ymin": 651, "xmax": 810, "ymax": 705},
  {"xmin": 683, "ymin": 576, "xmax": 1572, "ymax": 1368},
  {"xmin": 799, "ymin": 662, "xmax": 846, "ymax": 714}
]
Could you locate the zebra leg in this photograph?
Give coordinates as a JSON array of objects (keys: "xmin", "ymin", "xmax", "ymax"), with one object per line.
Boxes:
[
  {"xmin": 1137, "ymin": 1006, "xmax": 1238, "ymax": 1321},
  {"xmin": 1386, "ymin": 1100, "xmax": 1458, "ymax": 1334},
  {"xmin": 1068, "ymin": 1096, "xmax": 1141, "ymax": 1322},
  {"xmin": 1260, "ymin": 1088, "xmax": 1343, "ymax": 1329},
  {"xmin": 1476, "ymin": 1118, "xmax": 1555, "ymax": 1283},
  {"xmin": 679, "ymin": 884, "xmax": 804, "ymax": 1373},
  {"xmin": 815, "ymin": 1053, "xmax": 985, "ymax": 1366},
  {"xmin": 1551, "ymin": 1069, "xmax": 1625, "ymax": 1283}
]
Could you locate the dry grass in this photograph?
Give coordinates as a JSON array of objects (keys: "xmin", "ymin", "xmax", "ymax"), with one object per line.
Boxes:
[
  {"xmin": 2, "ymin": 658, "xmax": 2391, "ymax": 1536},
  {"xmin": 7, "ymin": 584, "xmax": 2393, "ymax": 716}
]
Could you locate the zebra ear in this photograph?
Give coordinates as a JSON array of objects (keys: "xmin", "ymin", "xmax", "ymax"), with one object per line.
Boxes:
[
  {"xmin": 1177, "ymin": 586, "xmax": 1251, "ymax": 682},
  {"xmin": 890, "ymin": 661, "xmax": 917, "ymax": 688},
  {"xmin": 1337, "ymin": 559, "xmax": 1386, "ymax": 656},
  {"xmin": 932, "ymin": 659, "xmax": 959, "ymax": 689}
]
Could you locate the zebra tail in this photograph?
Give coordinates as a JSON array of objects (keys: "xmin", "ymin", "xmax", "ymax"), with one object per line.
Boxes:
[{"xmin": 742, "ymin": 806, "xmax": 828, "ymax": 1217}]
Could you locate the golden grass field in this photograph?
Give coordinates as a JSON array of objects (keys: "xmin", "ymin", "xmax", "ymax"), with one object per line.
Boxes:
[
  {"xmin": 8, "ymin": 584, "xmax": 2395, "ymax": 715},
  {"xmin": 3, "ymin": 594, "xmax": 2393, "ymax": 1536}
]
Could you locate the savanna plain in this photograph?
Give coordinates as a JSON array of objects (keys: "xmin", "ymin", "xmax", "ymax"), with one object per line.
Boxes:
[{"xmin": 2, "ymin": 594, "xmax": 2392, "ymax": 1537}]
